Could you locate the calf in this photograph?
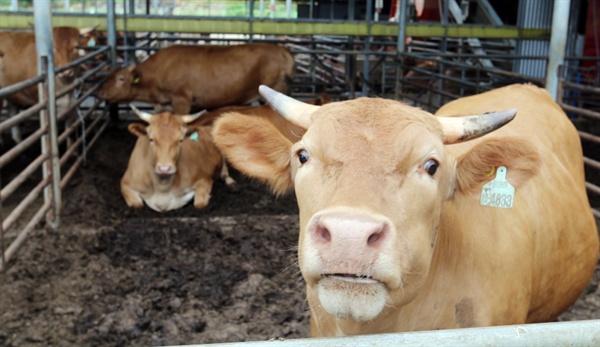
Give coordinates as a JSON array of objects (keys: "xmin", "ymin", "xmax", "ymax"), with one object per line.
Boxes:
[
  {"xmin": 121, "ymin": 106, "xmax": 234, "ymax": 212},
  {"xmin": 212, "ymin": 84, "xmax": 598, "ymax": 336}
]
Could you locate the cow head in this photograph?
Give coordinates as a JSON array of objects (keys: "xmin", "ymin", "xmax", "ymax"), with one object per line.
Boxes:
[
  {"xmin": 97, "ymin": 65, "xmax": 139, "ymax": 102},
  {"xmin": 128, "ymin": 105, "xmax": 206, "ymax": 178},
  {"xmin": 213, "ymin": 86, "xmax": 517, "ymax": 324},
  {"xmin": 51, "ymin": 26, "xmax": 98, "ymax": 80}
]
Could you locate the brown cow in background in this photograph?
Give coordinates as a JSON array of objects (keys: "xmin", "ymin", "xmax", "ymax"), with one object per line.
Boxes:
[
  {"xmin": 121, "ymin": 106, "xmax": 235, "ymax": 212},
  {"xmin": 0, "ymin": 26, "xmax": 98, "ymax": 143},
  {"xmin": 97, "ymin": 43, "xmax": 296, "ymax": 114}
]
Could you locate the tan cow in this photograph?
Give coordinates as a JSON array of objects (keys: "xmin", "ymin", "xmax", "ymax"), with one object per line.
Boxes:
[
  {"xmin": 212, "ymin": 84, "xmax": 599, "ymax": 337},
  {"xmin": 0, "ymin": 27, "xmax": 97, "ymax": 142},
  {"xmin": 121, "ymin": 106, "xmax": 234, "ymax": 212},
  {"xmin": 0, "ymin": 27, "xmax": 98, "ymax": 107},
  {"xmin": 97, "ymin": 43, "xmax": 296, "ymax": 114}
]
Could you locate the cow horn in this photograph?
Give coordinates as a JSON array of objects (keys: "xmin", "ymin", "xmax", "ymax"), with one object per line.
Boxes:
[
  {"xmin": 259, "ymin": 85, "xmax": 319, "ymax": 129},
  {"xmin": 79, "ymin": 25, "xmax": 99, "ymax": 36},
  {"xmin": 439, "ymin": 109, "xmax": 517, "ymax": 144},
  {"xmin": 181, "ymin": 110, "xmax": 207, "ymax": 124},
  {"xmin": 129, "ymin": 104, "xmax": 153, "ymax": 123}
]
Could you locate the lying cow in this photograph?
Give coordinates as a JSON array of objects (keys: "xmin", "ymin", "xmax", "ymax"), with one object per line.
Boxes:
[
  {"xmin": 0, "ymin": 26, "xmax": 97, "ymax": 142},
  {"xmin": 97, "ymin": 43, "xmax": 296, "ymax": 114},
  {"xmin": 212, "ymin": 84, "xmax": 599, "ymax": 336},
  {"xmin": 121, "ymin": 105, "xmax": 235, "ymax": 212}
]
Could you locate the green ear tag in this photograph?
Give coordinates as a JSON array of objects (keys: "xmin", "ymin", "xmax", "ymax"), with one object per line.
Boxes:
[
  {"xmin": 480, "ymin": 166, "xmax": 515, "ymax": 208},
  {"xmin": 133, "ymin": 77, "xmax": 140, "ymax": 84},
  {"xmin": 189, "ymin": 132, "xmax": 199, "ymax": 142}
]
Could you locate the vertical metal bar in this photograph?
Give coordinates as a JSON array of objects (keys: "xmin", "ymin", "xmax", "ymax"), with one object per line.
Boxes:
[
  {"xmin": 362, "ymin": 0, "xmax": 373, "ymax": 96},
  {"xmin": 270, "ymin": 0, "xmax": 276, "ymax": 19},
  {"xmin": 1, "ymin": 177, "xmax": 4, "ymax": 270},
  {"xmin": 34, "ymin": 2, "xmax": 61, "ymax": 228},
  {"xmin": 309, "ymin": 0, "xmax": 313, "ymax": 19},
  {"xmin": 348, "ymin": 0, "xmax": 355, "ymax": 20},
  {"xmin": 249, "ymin": 0, "xmax": 255, "ymax": 42},
  {"xmin": 286, "ymin": 0, "xmax": 292, "ymax": 19},
  {"xmin": 395, "ymin": 0, "xmax": 408, "ymax": 100},
  {"xmin": 546, "ymin": 0, "xmax": 571, "ymax": 100},
  {"xmin": 107, "ymin": 0, "xmax": 117, "ymax": 70},
  {"xmin": 260, "ymin": 0, "xmax": 265, "ymax": 18},
  {"xmin": 65, "ymin": 0, "xmax": 70, "ymax": 12},
  {"xmin": 10, "ymin": 0, "xmax": 17, "ymax": 11}
]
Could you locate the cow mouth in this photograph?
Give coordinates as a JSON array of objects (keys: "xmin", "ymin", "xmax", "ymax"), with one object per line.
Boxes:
[
  {"xmin": 320, "ymin": 273, "xmax": 378, "ymax": 284},
  {"xmin": 155, "ymin": 172, "xmax": 175, "ymax": 179}
]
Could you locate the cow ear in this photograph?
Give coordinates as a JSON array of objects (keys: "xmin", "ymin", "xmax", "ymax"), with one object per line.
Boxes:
[
  {"xmin": 454, "ymin": 137, "xmax": 540, "ymax": 195},
  {"xmin": 128, "ymin": 123, "xmax": 147, "ymax": 137},
  {"xmin": 212, "ymin": 112, "xmax": 294, "ymax": 196}
]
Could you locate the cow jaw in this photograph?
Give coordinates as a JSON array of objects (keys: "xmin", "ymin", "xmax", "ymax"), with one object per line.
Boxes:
[{"xmin": 317, "ymin": 276, "xmax": 388, "ymax": 322}]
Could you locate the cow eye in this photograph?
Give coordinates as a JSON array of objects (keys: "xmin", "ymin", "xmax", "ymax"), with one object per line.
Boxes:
[
  {"xmin": 298, "ymin": 150, "xmax": 310, "ymax": 164},
  {"xmin": 424, "ymin": 159, "xmax": 438, "ymax": 176}
]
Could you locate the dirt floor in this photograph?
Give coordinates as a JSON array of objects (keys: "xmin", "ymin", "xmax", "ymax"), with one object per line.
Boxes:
[{"xmin": 0, "ymin": 125, "xmax": 599, "ymax": 347}]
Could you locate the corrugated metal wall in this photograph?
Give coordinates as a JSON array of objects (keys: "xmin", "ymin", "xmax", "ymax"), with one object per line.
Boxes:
[{"xmin": 514, "ymin": 0, "xmax": 553, "ymax": 78}]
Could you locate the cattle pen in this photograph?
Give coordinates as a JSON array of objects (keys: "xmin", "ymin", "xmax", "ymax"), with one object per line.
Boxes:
[{"xmin": 0, "ymin": 0, "xmax": 599, "ymax": 346}]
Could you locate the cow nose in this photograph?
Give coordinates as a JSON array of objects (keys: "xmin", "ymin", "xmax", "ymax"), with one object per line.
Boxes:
[
  {"xmin": 155, "ymin": 164, "xmax": 174, "ymax": 175},
  {"xmin": 310, "ymin": 212, "xmax": 389, "ymax": 249}
]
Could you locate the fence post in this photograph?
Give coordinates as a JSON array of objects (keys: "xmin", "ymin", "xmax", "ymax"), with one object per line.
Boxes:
[
  {"xmin": 34, "ymin": 1, "xmax": 61, "ymax": 228},
  {"xmin": 545, "ymin": 0, "xmax": 571, "ymax": 100}
]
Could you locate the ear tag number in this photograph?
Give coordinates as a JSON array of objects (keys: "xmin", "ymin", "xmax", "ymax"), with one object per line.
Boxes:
[
  {"xmin": 480, "ymin": 166, "xmax": 514, "ymax": 208},
  {"xmin": 189, "ymin": 132, "xmax": 199, "ymax": 142}
]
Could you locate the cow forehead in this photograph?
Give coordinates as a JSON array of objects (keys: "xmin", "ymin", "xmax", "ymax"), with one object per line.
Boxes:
[
  {"xmin": 148, "ymin": 114, "xmax": 186, "ymax": 140},
  {"xmin": 304, "ymin": 98, "xmax": 444, "ymax": 164}
]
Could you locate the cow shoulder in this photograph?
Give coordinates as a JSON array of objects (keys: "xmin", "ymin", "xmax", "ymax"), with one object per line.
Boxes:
[
  {"xmin": 212, "ymin": 112, "xmax": 293, "ymax": 195},
  {"xmin": 454, "ymin": 137, "xmax": 540, "ymax": 195}
]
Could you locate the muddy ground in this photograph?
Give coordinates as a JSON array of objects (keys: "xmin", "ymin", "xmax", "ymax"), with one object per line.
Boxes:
[{"xmin": 0, "ymin": 125, "xmax": 599, "ymax": 347}]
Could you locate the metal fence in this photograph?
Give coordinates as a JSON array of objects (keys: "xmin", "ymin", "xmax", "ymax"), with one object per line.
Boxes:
[{"xmin": 0, "ymin": 42, "xmax": 111, "ymax": 271}]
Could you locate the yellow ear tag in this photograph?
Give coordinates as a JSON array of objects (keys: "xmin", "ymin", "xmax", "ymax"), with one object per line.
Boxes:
[
  {"xmin": 189, "ymin": 132, "xmax": 199, "ymax": 142},
  {"xmin": 133, "ymin": 77, "xmax": 140, "ymax": 84},
  {"xmin": 484, "ymin": 166, "xmax": 496, "ymax": 177}
]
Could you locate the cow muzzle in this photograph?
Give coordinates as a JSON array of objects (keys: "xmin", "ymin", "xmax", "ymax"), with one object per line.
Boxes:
[
  {"xmin": 301, "ymin": 207, "xmax": 394, "ymax": 321},
  {"xmin": 155, "ymin": 164, "xmax": 176, "ymax": 177}
]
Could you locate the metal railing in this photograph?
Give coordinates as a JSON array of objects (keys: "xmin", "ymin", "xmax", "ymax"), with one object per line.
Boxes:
[{"xmin": 0, "ymin": 46, "xmax": 111, "ymax": 271}]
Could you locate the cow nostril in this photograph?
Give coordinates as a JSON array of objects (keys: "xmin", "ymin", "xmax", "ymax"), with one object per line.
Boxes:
[
  {"xmin": 316, "ymin": 225, "xmax": 331, "ymax": 242},
  {"xmin": 367, "ymin": 231, "xmax": 383, "ymax": 245}
]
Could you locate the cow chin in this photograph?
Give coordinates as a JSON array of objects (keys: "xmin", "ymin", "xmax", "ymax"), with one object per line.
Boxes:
[{"xmin": 317, "ymin": 277, "xmax": 388, "ymax": 322}]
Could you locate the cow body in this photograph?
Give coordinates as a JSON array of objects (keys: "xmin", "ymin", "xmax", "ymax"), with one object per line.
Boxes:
[
  {"xmin": 0, "ymin": 27, "xmax": 97, "ymax": 107},
  {"xmin": 0, "ymin": 27, "xmax": 97, "ymax": 143},
  {"xmin": 212, "ymin": 84, "xmax": 598, "ymax": 336},
  {"xmin": 97, "ymin": 43, "xmax": 295, "ymax": 114},
  {"xmin": 122, "ymin": 108, "xmax": 232, "ymax": 212}
]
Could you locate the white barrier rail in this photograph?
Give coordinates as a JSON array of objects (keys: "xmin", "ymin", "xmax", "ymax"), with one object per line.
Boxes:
[{"xmin": 168, "ymin": 319, "xmax": 600, "ymax": 347}]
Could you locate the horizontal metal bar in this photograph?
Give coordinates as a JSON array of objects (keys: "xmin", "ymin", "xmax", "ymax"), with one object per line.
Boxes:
[
  {"xmin": 0, "ymin": 73, "xmax": 44, "ymax": 99},
  {"xmin": 0, "ymin": 151, "xmax": 49, "ymax": 203},
  {"xmin": 0, "ymin": 101, "xmax": 45, "ymax": 132},
  {"xmin": 0, "ymin": 13, "xmax": 551, "ymax": 39},
  {"xmin": 586, "ymin": 181, "xmax": 600, "ymax": 196},
  {"xmin": 561, "ymin": 104, "xmax": 600, "ymax": 120},
  {"xmin": 0, "ymin": 200, "xmax": 51, "ymax": 272},
  {"xmin": 167, "ymin": 320, "xmax": 600, "ymax": 347}
]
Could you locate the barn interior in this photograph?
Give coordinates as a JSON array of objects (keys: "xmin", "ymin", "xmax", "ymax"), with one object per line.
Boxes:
[{"xmin": 0, "ymin": 0, "xmax": 599, "ymax": 346}]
